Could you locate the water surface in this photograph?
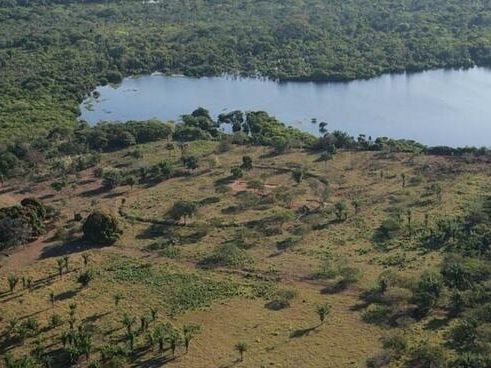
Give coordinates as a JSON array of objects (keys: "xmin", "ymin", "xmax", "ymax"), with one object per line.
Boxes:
[{"xmin": 81, "ymin": 68, "xmax": 491, "ymax": 147}]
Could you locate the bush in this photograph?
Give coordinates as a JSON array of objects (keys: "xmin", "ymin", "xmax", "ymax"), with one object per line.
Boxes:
[
  {"xmin": 407, "ymin": 344, "xmax": 448, "ymax": 368},
  {"xmin": 231, "ymin": 166, "xmax": 243, "ymax": 179},
  {"xmin": 366, "ymin": 352, "xmax": 392, "ymax": 368},
  {"xmin": 78, "ymin": 269, "xmax": 95, "ymax": 287},
  {"xmin": 362, "ymin": 305, "xmax": 391, "ymax": 325},
  {"xmin": 276, "ymin": 237, "xmax": 300, "ymax": 251},
  {"xmin": 452, "ymin": 353, "xmax": 491, "ymax": 368},
  {"xmin": 382, "ymin": 333, "xmax": 407, "ymax": 356},
  {"xmin": 50, "ymin": 314, "xmax": 63, "ymax": 328},
  {"xmin": 82, "ymin": 211, "xmax": 122, "ymax": 245},
  {"xmin": 106, "ymin": 70, "xmax": 123, "ymax": 83},
  {"xmin": 374, "ymin": 217, "xmax": 402, "ymax": 242},
  {"xmin": 200, "ymin": 243, "xmax": 254, "ymax": 269},
  {"xmin": 101, "ymin": 168, "xmax": 124, "ymax": 189},
  {"xmin": 167, "ymin": 201, "xmax": 198, "ymax": 222},
  {"xmin": 266, "ymin": 289, "xmax": 298, "ymax": 310}
]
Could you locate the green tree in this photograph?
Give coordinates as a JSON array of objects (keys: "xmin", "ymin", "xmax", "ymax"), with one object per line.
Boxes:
[
  {"xmin": 49, "ymin": 291, "xmax": 55, "ymax": 308},
  {"xmin": 183, "ymin": 324, "xmax": 201, "ymax": 353},
  {"xmin": 292, "ymin": 168, "xmax": 305, "ymax": 184},
  {"xmin": 234, "ymin": 341, "xmax": 248, "ymax": 362},
  {"xmin": 231, "ymin": 166, "xmax": 243, "ymax": 179},
  {"xmin": 241, "ymin": 156, "xmax": 253, "ymax": 171},
  {"xmin": 7, "ymin": 274, "xmax": 19, "ymax": 293},
  {"xmin": 122, "ymin": 313, "xmax": 136, "ymax": 335},
  {"xmin": 77, "ymin": 269, "xmax": 94, "ymax": 287},
  {"xmin": 316, "ymin": 303, "xmax": 331, "ymax": 325},
  {"xmin": 183, "ymin": 155, "xmax": 199, "ymax": 170},
  {"xmin": 63, "ymin": 255, "xmax": 69, "ymax": 273},
  {"xmin": 113, "ymin": 293, "xmax": 124, "ymax": 307},
  {"xmin": 334, "ymin": 201, "xmax": 348, "ymax": 221},
  {"xmin": 82, "ymin": 253, "xmax": 90, "ymax": 267},
  {"xmin": 167, "ymin": 201, "xmax": 198, "ymax": 223},
  {"xmin": 82, "ymin": 211, "xmax": 122, "ymax": 245},
  {"xmin": 166, "ymin": 326, "xmax": 181, "ymax": 357},
  {"xmin": 56, "ymin": 258, "xmax": 64, "ymax": 278},
  {"xmin": 125, "ymin": 175, "xmax": 138, "ymax": 191}
]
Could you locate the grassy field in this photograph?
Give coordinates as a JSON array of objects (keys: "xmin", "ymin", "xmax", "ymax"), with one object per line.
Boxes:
[{"xmin": 0, "ymin": 140, "xmax": 489, "ymax": 367}]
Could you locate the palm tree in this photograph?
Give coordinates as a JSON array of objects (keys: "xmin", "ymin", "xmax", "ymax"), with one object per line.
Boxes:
[
  {"xmin": 140, "ymin": 315, "xmax": 152, "ymax": 332},
  {"xmin": 126, "ymin": 331, "xmax": 136, "ymax": 351},
  {"xmin": 78, "ymin": 332, "xmax": 93, "ymax": 360},
  {"xmin": 7, "ymin": 274, "xmax": 19, "ymax": 293},
  {"xmin": 319, "ymin": 121, "xmax": 328, "ymax": 134},
  {"xmin": 407, "ymin": 209, "xmax": 412, "ymax": 234},
  {"xmin": 49, "ymin": 291, "xmax": 55, "ymax": 308},
  {"xmin": 166, "ymin": 328, "xmax": 181, "ymax": 357},
  {"xmin": 122, "ymin": 313, "xmax": 135, "ymax": 335},
  {"xmin": 183, "ymin": 324, "xmax": 201, "ymax": 353},
  {"xmin": 316, "ymin": 303, "xmax": 331, "ymax": 326},
  {"xmin": 150, "ymin": 307, "xmax": 158, "ymax": 322},
  {"xmin": 63, "ymin": 255, "xmax": 70, "ymax": 273},
  {"xmin": 7, "ymin": 318, "xmax": 18, "ymax": 339},
  {"xmin": 234, "ymin": 342, "xmax": 248, "ymax": 362},
  {"xmin": 25, "ymin": 277, "xmax": 32, "ymax": 291},
  {"xmin": 113, "ymin": 293, "xmax": 124, "ymax": 307},
  {"xmin": 82, "ymin": 254, "xmax": 90, "ymax": 267},
  {"xmin": 153, "ymin": 325, "xmax": 166, "ymax": 353},
  {"xmin": 56, "ymin": 258, "xmax": 64, "ymax": 278}
]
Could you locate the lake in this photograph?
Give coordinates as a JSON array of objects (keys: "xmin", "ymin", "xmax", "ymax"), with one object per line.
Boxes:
[{"xmin": 80, "ymin": 67, "xmax": 491, "ymax": 147}]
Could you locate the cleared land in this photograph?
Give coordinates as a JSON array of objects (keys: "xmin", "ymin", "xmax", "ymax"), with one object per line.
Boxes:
[{"xmin": 0, "ymin": 141, "xmax": 490, "ymax": 367}]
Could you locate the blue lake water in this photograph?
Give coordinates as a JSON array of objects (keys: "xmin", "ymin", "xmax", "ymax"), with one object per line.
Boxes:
[{"xmin": 80, "ymin": 67, "xmax": 491, "ymax": 147}]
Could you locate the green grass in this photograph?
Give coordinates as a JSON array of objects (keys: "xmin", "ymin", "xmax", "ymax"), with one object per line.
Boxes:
[{"xmin": 105, "ymin": 256, "xmax": 274, "ymax": 315}]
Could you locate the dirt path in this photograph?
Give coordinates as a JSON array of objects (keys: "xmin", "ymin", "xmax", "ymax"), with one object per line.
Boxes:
[{"xmin": 0, "ymin": 230, "xmax": 57, "ymax": 276}]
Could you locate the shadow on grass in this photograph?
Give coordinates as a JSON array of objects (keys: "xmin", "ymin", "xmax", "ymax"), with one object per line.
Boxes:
[
  {"xmin": 55, "ymin": 289, "xmax": 80, "ymax": 302},
  {"xmin": 39, "ymin": 193, "xmax": 56, "ymax": 200},
  {"xmin": 320, "ymin": 280, "xmax": 349, "ymax": 295},
  {"xmin": 214, "ymin": 175, "xmax": 235, "ymax": 188},
  {"xmin": 39, "ymin": 239, "xmax": 107, "ymax": 259},
  {"xmin": 426, "ymin": 316, "xmax": 451, "ymax": 331},
  {"xmin": 79, "ymin": 186, "xmax": 109, "ymax": 198},
  {"xmin": 217, "ymin": 358, "xmax": 241, "ymax": 368},
  {"xmin": 132, "ymin": 354, "xmax": 176, "ymax": 368},
  {"xmin": 137, "ymin": 223, "xmax": 175, "ymax": 240},
  {"xmin": 84, "ymin": 311, "xmax": 111, "ymax": 324},
  {"xmin": 289, "ymin": 325, "xmax": 320, "ymax": 338}
]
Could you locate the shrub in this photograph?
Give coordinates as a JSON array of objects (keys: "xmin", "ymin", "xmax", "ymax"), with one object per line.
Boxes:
[
  {"xmin": 407, "ymin": 344, "xmax": 448, "ymax": 368},
  {"xmin": 167, "ymin": 201, "xmax": 198, "ymax": 222},
  {"xmin": 231, "ymin": 166, "xmax": 243, "ymax": 179},
  {"xmin": 449, "ymin": 318, "xmax": 480, "ymax": 351},
  {"xmin": 82, "ymin": 211, "xmax": 122, "ymax": 245},
  {"xmin": 382, "ymin": 333, "xmax": 407, "ymax": 356},
  {"xmin": 276, "ymin": 237, "xmax": 300, "ymax": 251},
  {"xmin": 241, "ymin": 156, "xmax": 253, "ymax": 170},
  {"xmin": 50, "ymin": 314, "xmax": 63, "ymax": 328},
  {"xmin": 362, "ymin": 305, "xmax": 391, "ymax": 325},
  {"xmin": 266, "ymin": 289, "xmax": 298, "ymax": 310},
  {"xmin": 78, "ymin": 269, "xmax": 95, "ymax": 287},
  {"xmin": 200, "ymin": 243, "xmax": 254, "ymax": 269},
  {"xmin": 366, "ymin": 352, "xmax": 392, "ymax": 368},
  {"xmin": 334, "ymin": 201, "xmax": 348, "ymax": 221},
  {"xmin": 374, "ymin": 217, "xmax": 402, "ymax": 242}
]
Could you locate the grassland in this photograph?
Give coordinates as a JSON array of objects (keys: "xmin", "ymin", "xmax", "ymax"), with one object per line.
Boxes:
[{"xmin": 0, "ymin": 140, "xmax": 490, "ymax": 367}]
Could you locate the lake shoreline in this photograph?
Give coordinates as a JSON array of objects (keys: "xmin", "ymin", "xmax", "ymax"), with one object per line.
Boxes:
[{"xmin": 81, "ymin": 67, "xmax": 491, "ymax": 148}]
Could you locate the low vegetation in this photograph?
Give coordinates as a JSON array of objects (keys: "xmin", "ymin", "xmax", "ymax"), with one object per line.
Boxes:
[{"xmin": 0, "ymin": 108, "xmax": 489, "ymax": 367}]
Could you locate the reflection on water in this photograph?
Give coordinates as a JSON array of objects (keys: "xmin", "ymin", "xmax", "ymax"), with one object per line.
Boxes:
[{"xmin": 80, "ymin": 67, "xmax": 491, "ymax": 147}]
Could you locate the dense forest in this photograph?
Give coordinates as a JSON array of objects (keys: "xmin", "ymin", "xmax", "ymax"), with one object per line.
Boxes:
[{"xmin": 0, "ymin": 0, "xmax": 490, "ymax": 141}]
